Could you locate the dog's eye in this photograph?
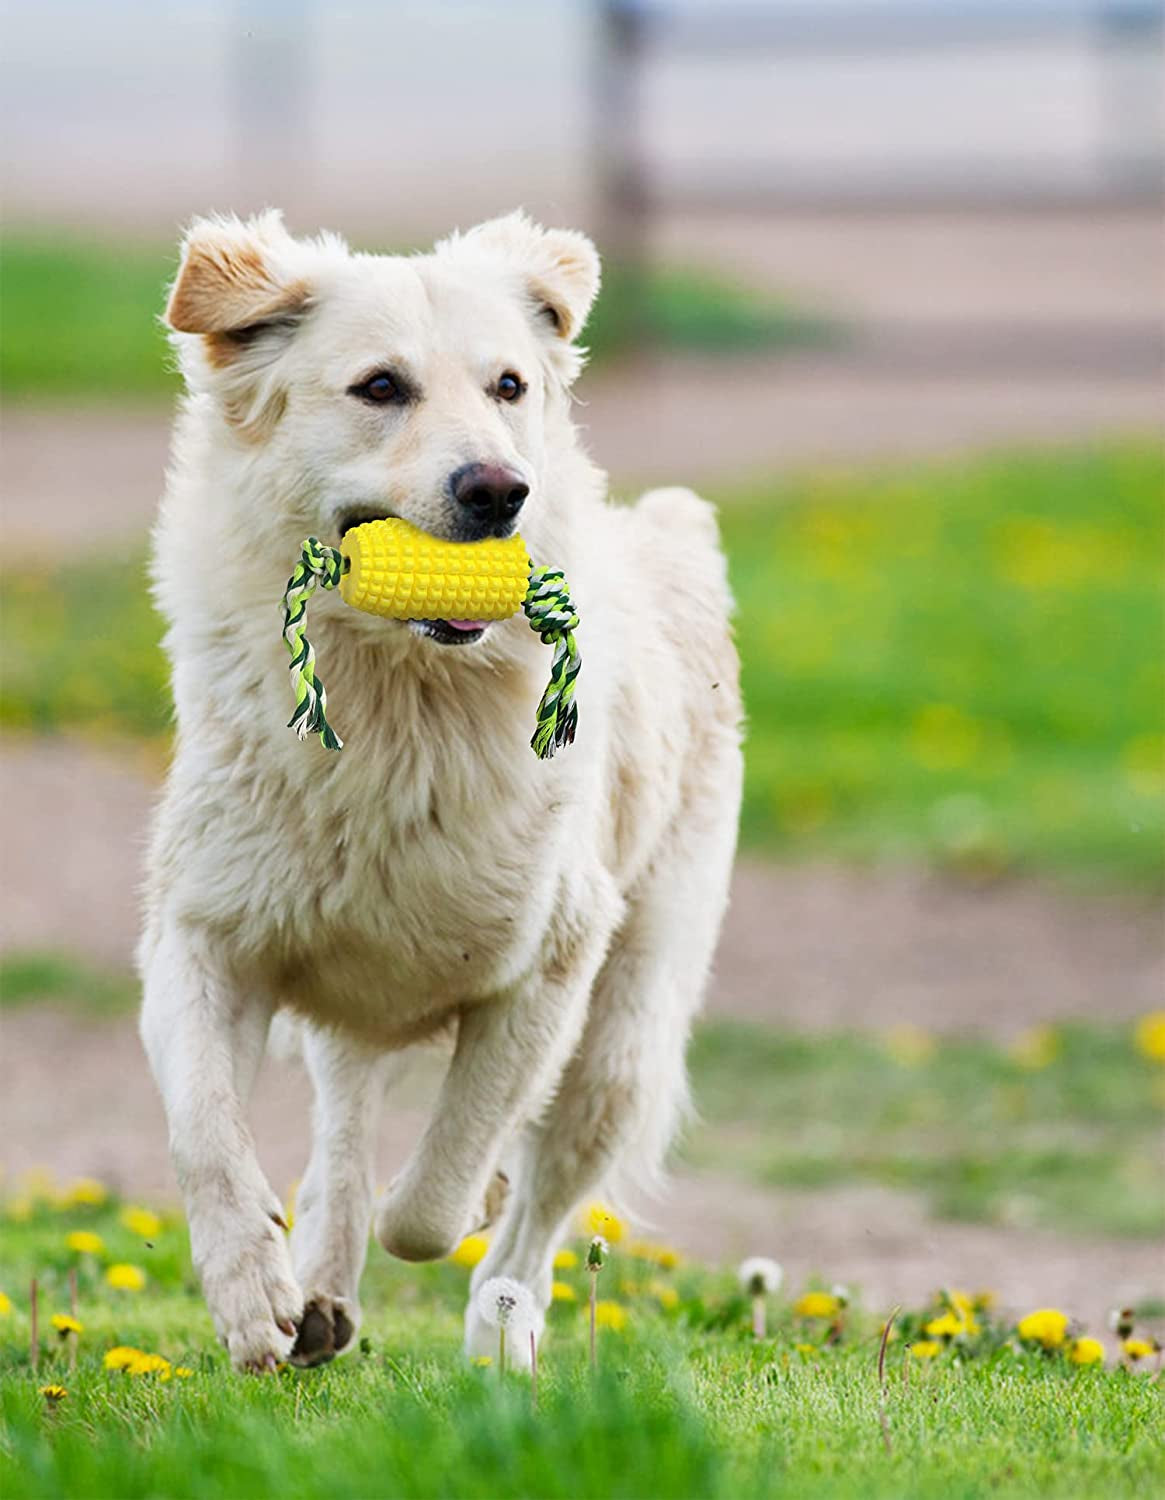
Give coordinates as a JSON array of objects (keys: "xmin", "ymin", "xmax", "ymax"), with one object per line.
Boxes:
[
  {"xmin": 496, "ymin": 372, "xmax": 525, "ymax": 403},
  {"xmin": 350, "ymin": 372, "xmax": 402, "ymax": 404}
]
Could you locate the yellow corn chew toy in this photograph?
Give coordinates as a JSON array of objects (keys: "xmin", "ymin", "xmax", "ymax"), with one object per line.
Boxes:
[
  {"xmin": 281, "ymin": 520, "xmax": 581, "ymax": 758},
  {"xmin": 339, "ymin": 518, "xmax": 530, "ymax": 623}
]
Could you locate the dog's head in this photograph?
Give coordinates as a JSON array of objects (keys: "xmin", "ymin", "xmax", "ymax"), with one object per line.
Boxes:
[{"xmin": 165, "ymin": 210, "xmax": 599, "ymax": 640}]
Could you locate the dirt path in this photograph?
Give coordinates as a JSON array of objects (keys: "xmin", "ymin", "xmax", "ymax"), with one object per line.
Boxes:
[
  {"xmin": 3, "ymin": 737, "xmax": 1162, "ymax": 1034},
  {"xmin": 2, "ymin": 1005, "xmax": 1160, "ymax": 1335}
]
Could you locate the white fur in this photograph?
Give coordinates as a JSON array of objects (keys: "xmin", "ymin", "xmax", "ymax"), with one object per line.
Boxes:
[{"xmin": 139, "ymin": 210, "xmax": 742, "ymax": 1371}]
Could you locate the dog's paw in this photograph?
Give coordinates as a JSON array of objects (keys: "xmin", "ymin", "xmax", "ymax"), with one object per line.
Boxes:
[
  {"xmin": 192, "ymin": 1203, "xmax": 304, "ymax": 1372},
  {"xmin": 289, "ymin": 1293, "xmax": 360, "ymax": 1368},
  {"xmin": 376, "ymin": 1168, "xmax": 511, "ymax": 1262}
]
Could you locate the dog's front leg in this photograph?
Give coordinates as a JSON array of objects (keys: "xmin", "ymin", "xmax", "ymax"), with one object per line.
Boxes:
[
  {"xmin": 288, "ymin": 1028, "xmax": 402, "ymax": 1367},
  {"xmin": 374, "ymin": 900, "xmax": 616, "ymax": 1268},
  {"xmin": 139, "ymin": 922, "xmax": 303, "ymax": 1371}
]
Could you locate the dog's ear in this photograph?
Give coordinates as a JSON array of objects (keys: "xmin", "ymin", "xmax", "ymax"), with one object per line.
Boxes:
[
  {"xmin": 166, "ymin": 211, "xmax": 308, "ymax": 339},
  {"xmin": 438, "ymin": 212, "xmax": 601, "ymax": 381},
  {"xmin": 165, "ymin": 212, "xmax": 313, "ymax": 438}
]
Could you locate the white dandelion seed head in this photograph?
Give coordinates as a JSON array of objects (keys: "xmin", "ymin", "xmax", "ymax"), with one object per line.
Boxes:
[
  {"xmin": 738, "ymin": 1257, "xmax": 783, "ymax": 1296},
  {"xmin": 831, "ymin": 1283, "xmax": 850, "ymax": 1307},
  {"xmin": 476, "ymin": 1276, "xmax": 536, "ymax": 1331}
]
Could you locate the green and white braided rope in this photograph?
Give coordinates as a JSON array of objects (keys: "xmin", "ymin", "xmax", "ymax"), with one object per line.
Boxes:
[
  {"xmin": 281, "ymin": 537, "xmax": 345, "ymax": 751},
  {"xmin": 522, "ymin": 566, "xmax": 581, "ymax": 759},
  {"xmin": 279, "ymin": 538, "xmax": 581, "ymax": 759}
]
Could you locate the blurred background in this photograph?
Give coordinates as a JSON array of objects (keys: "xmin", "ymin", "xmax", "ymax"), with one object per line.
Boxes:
[{"xmin": 1, "ymin": 1, "xmax": 1163, "ymax": 1330}]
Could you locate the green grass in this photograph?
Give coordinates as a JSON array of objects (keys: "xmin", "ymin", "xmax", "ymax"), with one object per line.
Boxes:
[
  {"xmin": 0, "ymin": 236, "xmax": 832, "ymax": 401},
  {"xmin": 1, "ymin": 1199, "xmax": 1162, "ymax": 1500},
  {"xmin": 0, "ymin": 954, "xmax": 139, "ymax": 1017},
  {"xmin": 720, "ymin": 440, "xmax": 1165, "ymax": 883},
  {"xmin": 688, "ymin": 1018, "xmax": 1165, "ymax": 1240},
  {"xmin": 2, "ymin": 441, "xmax": 1161, "ymax": 883}
]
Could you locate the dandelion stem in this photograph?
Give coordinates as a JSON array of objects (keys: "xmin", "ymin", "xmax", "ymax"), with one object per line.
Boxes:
[
  {"xmin": 878, "ymin": 1306, "xmax": 900, "ymax": 1390},
  {"xmin": 589, "ymin": 1271, "xmax": 597, "ymax": 1371},
  {"xmin": 530, "ymin": 1330, "xmax": 538, "ymax": 1411},
  {"xmin": 752, "ymin": 1293, "xmax": 766, "ymax": 1341},
  {"xmin": 876, "ymin": 1307, "xmax": 900, "ymax": 1457},
  {"xmin": 68, "ymin": 1269, "xmax": 78, "ymax": 1373},
  {"xmin": 29, "ymin": 1278, "xmax": 39, "ymax": 1376},
  {"xmin": 498, "ymin": 1325, "xmax": 506, "ymax": 1376}
]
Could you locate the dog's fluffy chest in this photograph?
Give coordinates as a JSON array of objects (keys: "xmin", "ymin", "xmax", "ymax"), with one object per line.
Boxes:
[{"xmin": 155, "ymin": 709, "xmax": 581, "ymax": 1043}]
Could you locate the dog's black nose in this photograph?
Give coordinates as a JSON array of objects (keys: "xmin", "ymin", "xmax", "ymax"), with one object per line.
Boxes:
[{"xmin": 449, "ymin": 462, "xmax": 529, "ymax": 533}]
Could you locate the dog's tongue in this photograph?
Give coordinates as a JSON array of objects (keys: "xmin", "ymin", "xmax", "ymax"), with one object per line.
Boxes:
[{"xmin": 446, "ymin": 619, "xmax": 487, "ymax": 632}]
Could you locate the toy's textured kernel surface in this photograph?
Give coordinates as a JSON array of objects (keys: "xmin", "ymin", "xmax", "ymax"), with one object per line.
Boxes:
[
  {"xmin": 340, "ymin": 519, "xmax": 530, "ymax": 622},
  {"xmin": 280, "ymin": 520, "xmax": 581, "ymax": 760}
]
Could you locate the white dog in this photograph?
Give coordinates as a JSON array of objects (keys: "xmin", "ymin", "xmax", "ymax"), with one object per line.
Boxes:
[{"xmin": 140, "ymin": 209, "xmax": 742, "ymax": 1370}]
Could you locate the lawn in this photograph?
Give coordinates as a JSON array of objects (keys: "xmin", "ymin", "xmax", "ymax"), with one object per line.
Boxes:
[
  {"xmin": 1, "ymin": 1194, "xmax": 1162, "ymax": 1500},
  {"xmin": 3, "ymin": 441, "xmax": 1161, "ymax": 884},
  {"xmin": 688, "ymin": 1016, "xmax": 1165, "ymax": 1240},
  {"xmin": 0, "ymin": 236, "xmax": 834, "ymax": 402}
]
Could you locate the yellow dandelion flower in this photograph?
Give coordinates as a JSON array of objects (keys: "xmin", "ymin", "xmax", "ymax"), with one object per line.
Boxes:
[
  {"xmin": 104, "ymin": 1346, "xmax": 145, "ymax": 1370},
  {"xmin": 581, "ymin": 1201, "xmax": 625, "ymax": 1244},
  {"xmin": 551, "ymin": 1280, "xmax": 577, "ymax": 1302},
  {"xmin": 62, "ymin": 1177, "xmax": 107, "ymax": 1208},
  {"xmin": 1123, "ymin": 1338, "xmax": 1156, "ymax": 1361},
  {"xmin": 1017, "ymin": 1308, "xmax": 1068, "ymax": 1349},
  {"xmin": 594, "ymin": 1300, "xmax": 628, "ymax": 1332},
  {"xmin": 1134, "ymin": 1012, "xmax": 1165, "ymax": 1063},
  {"xmin": 125, "ymin": 1352, "xmax": 171, "ymax": 1376},
  {"xmin": 21, "ymin": 1168, "xmax": 57, "ymax": 1202},
  {"xmin": 1008, "ymin": 1026, "xmax": 1060, "ymax": 1071},
  {"xmin": 470, "ymin": 1355, "xmax": 493, "ymax": 1367},
  {"xmin": 120, "ymin": 1206, "xmax": 162, "ymax": 1240},
  {"xmin": 39, "ymin": 1385, "xmax": 68, "ymax": 1401},
  {"xmin": 1069, "ymin": 1338, "xmax": 1105, "ymax": 1366},
  {"xmin": 552, "ymin": 1248, "xmax": 578, "ymax": 1271},
  {"xmin": 794, "ymin": 1342, "xmax": 819, "ymax": 1358},
  {"xmin": 447, "ymin": 1233, "xmax": 489, "ymax": 1269},
  {"xmin": 65, "ymin": 1230, "xmax": 104, "ymax": 1255},
  {"xmin": 794, "ymin": 1291, "xmax": 840, "ymax": 1319},
  {"xmin": 909, "ymin": 703, "xmax": 984, "ymax": 772},
  {"xmin": 172, "ymin": 1367, "xmax": 194, "ymax": 1378},
  {"xmin": 910, "ymin": 1341, "xmax": 942, "ymax": 1359},
  {"xmin": 50, "ymin": 1314, "xmax": 83, "ymax": 1336},
  {"xmin": 0, "ymin": 1292, "xmax": 12, "ymax": 1316},
  {"xmin": 105, "ymin": 1263, "xmax": 146, "ymax": 1292},
  {"xmin": 627, "ymin": 1239, "xmax": 681, "ymax": 1269},
  {"xmin": 924, "ymin": 1312, "xmax": 967, "ymax": 1340},
  {"xmin": 884, "ymin": 1024, "xmax": 936, "ymax": 1067},
  {"xmin": 649, "ymin": 1281, "xmax": 679, "ymax": 1310}
]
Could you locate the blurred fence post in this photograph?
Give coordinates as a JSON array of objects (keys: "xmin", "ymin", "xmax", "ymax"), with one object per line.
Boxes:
[
  {"xmin": 1095, "ymin": 2, "xmax": 1165, "ymax": 195},
  {"xmin": 232, "ymin": 0, "xmax": 313, "ymax": 217},
  {"xmin": 594, "ymin": 0, "xmax": 650, "ymax": 347}
]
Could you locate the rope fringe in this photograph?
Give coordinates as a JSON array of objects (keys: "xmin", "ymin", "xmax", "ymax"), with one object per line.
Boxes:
[
  {"xmin": 281, "ymin": 537, "xmax": 346, "ymax": 751},
  {"xmin": 522, "ymin": 566, "xmax": 581, "ymax": 759}
]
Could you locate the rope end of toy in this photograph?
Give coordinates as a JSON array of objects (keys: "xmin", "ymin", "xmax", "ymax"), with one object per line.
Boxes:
[
  {"xmin": 523, "ymin": 566, "xmax": 581, "ymax": 760},
  {"xmin": 282, "ymin": 537, "xmax": 347, "ymax": 753}
]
